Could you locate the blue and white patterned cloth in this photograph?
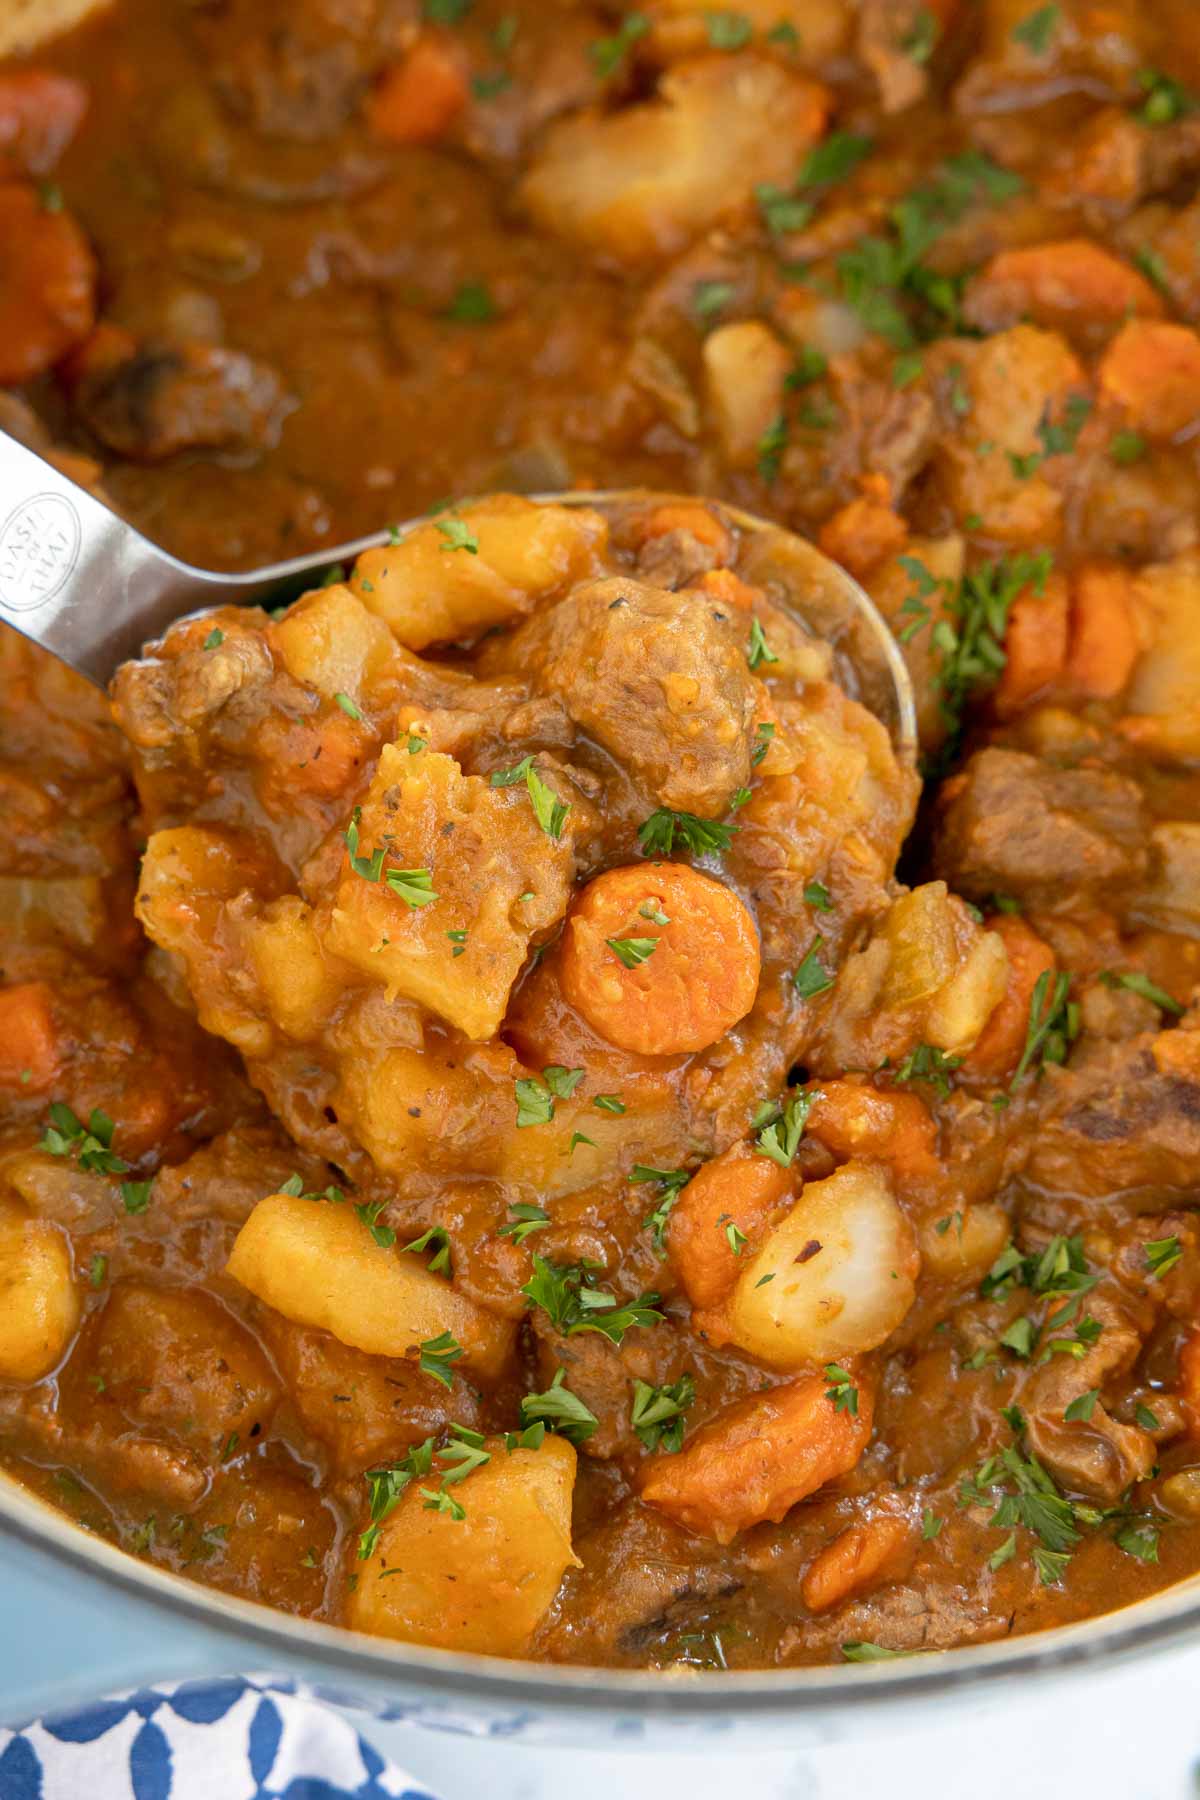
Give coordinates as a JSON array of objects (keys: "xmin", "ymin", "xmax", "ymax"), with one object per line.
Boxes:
[{"xmin": 0, "ymin": 1676, "xmax": 442, "ymax": 1800}]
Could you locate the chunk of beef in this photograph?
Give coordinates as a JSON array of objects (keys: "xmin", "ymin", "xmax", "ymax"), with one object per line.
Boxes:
[
  {"xmin": 257, "ymin": 1315, "xmax": 479, "ymax": 1476},
  {"xmin": 1027, "ymin": 1036, "xmax": 1200, "ymax": 1202},
  {"xmin": 1022, "ymin": 1293, "xmax": 1155, "ymax": 1502},
  {"xmin": 76, "ymin": 342, "xmax": 289, "ymax": 462},
  {"xmin": 535, "ymin": 575, "xmax": 758, "ymax": 815},
  {"xmin": 531, "ymin": 1317, "xmax": 638, "ymax": 1461},
  {"xmin": 935, "ymin": 747, "xmax": 1149, "ymax": 907}
]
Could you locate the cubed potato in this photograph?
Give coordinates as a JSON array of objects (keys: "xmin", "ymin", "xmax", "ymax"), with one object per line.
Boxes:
[
  {"xmin": 721, "ymin": 1162, "xmax": 918, "ymax": 1367},
  {"xmin": 271, "ymin": 584, "xmax": 396, "ymax": 703},
  {"xmin": 322, "ymin": 743, "xmax": 575, "ymax": 1041},
  {"xmin": 226, "ymin": 1192, "xmax": 515, "ymax": 1381},
  {"xmin": 918, "ymin": 1202, "xmax": 1010, "ymax": 1283},
  {"xmin": 349, "ymin": 496, "xmax": 608, "ymax": 650},
  {"xmin": 702, "ymin": 320, "xmax": 793, "ymax": 469},
  {"xmin": 348, "ymin": 1434, "xmax": 579, "ymax": 1654},
  {"xmin": 1117, "ymin": 555, "xmax": 1200, "ymax": 761},
  {"xmin": 0, "ymin": 1199, "xmax": 80, "ymax": 1381},
  {"xmin": 335, "ymin": 1041, "xmax": 520, "ymax": 1180},
  {"xmin": 814, "ymin": 881, "xmax": 1008, "ymax": 1071},
  {"xmin": 520, "ymin": 56, "xmax": 828, "ymax": 264},
  {"xmin": 247, "ymin": 896, "xmax": 348, "ymax": 1042}
]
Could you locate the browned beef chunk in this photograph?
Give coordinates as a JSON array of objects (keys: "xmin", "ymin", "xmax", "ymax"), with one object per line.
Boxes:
[
  {"xmin": 531, "ymin": 1317, "xmax": 638, "ymax": 1461},
  {"xmin": 935, "ymin": 747, "xmax": 1148, "ymax": 907},
  {"xmin": 1021, "ymin": 1294, "xmax": 1154, "ymax": 1503},
  {"xmin": 77, "ymin": 343, "xmax": 288, "ymax": 462},
  {"xmin": 536, "ymin": 575, "xmax": 758, "ymax": 816},
  {"xmin": 1027, "ymin": 1037, "xmax": 1200, "ymax": 1201}
]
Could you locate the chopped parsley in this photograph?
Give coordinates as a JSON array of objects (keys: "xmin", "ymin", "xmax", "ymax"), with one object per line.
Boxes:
[
  {"xmin": 607, "ymin": 935, "xmax": 659, "ymax": 968},
  {"xmin": 520, "ymin": 1368, "xmax": 599, "ymax": 1445},
  {"xmin": 1136, "ymin": 68, "xmax": 1196, "ymax": 127},
  {"xmin": 433, "ymin": 512, "xmax": 479, "ymax": 556},
  {"xmin": 1063, "ymin": 1389, "xmax": 1099, "ymax": 1424},
  {"xmin": 921, "ymin": 1511, "xmax": 943, "ymax": 1540},
  {"xmin": 384, "ymin": 867, "xmax": 438, "ymax": 909},
  {"xmin": 804, "ymin": 880, "xmax": 833, "ymax": 911},
  {"xmin": 445, "ymin": 280, "xmax": 496, "ymax": 324},
  {"xmin": 747, "ymin": 617, "xmax": 779, "ymax": 670},
  {"xmin": 401, "ymin": 1225, "xmax": 452, "ymax": 1277},
  {"xmin": 514, "ymin": 1076, "xmax": 555, "ymax": 1128},
  {"xmin": 39, "ymin": 1103, "xmax": 130, "ymax": 1177},
  {"xmin": 799, "ymin": 131, "xmax": 875, "ymax": 189},
  {"xmin": 498, "ymin": 1202, "xmax": 552, "ymax": 1246},
  {"xmin": 754, "ymin": 1087, "xmax": 822, "ymax": 1167},
  {"xmin": 333, "ymin": 691, "xmax": 362, "ymax": 721},
  {"xmin": 756, "ymin": 414, "xmax": 789, "ymax": 483},
  {"xmin": 793, "ymin": 934, "xmax": 834, "ymax": 999},
  {"xmin": 1110, "ymin": 429, "xmax": 1146, "ymax": 466},
  {"xmin": 1136, "ymin": 244, "xmax": 1170, "ymax": 296},
  {"xmin": 522, "ymin": 1255, "xmax": 663, "ymax": 1343},
  {"xmin": 489, "ymin": 755, "xmax": 570, "ymax": 839},
  {"xmin": 841, "ymin": 1642, "xmax": 911, "ymax": 1662},
  {"xmin": 632, "ymin": 1165, "xmax": 693, "ymax": 1253},
  {"xmin": 202, "ymin": 627, "xmax": 224, "ymax": 651},
  {"xmin": 89, "ymin": 1253, "xmax": 108, "ymax": 1288},
  {"xmin": 121, "ymin": 1180, "xmax": 154, "ymax": 1215},
  {"xmin": 1012, "ymin": 4, "xmax": 1060, "ymax": 54},
  {"xmin": 931, "ymin": 552, "xmax": 1054, "ymax": 753},
  {"xmin": 903, "ymin": 8, "xmax": 939, "ymax": 62},
  {"xmin": 417, "ymin": 1330, "xmax": 465, "ymax": 1389},
  {"xmin": 593, "ymin": 1093, "xmax": 626, "ymax": 1114},
  {"xmin": 824, "ymin": 1364, "xmax": 859, "ymax": 1415},
  {"xmin": 721, "ymin": 1216, "xmax": 750, "ymax": 1255},
  {"xmin": 894, "ymin": 1043, "xmax": 962, "ymax": 1097},
  {"xmin": 1115, "ymin": 1517, "xmax": 1160, "ymax": 1563},
  {"xmin": 638, "ymin": 808, "xmax": 737, "ymax": 858},
  {"xmin": 705, "ymin": 10, "xmax": 751, "ymax": 49},
  {"xmin": 692, "ymin": 279, "xmax": 736, "ymax": 325},
  {"xmin": 631, "ymin": 1373, "xmax": 695, "ymax": 1453},
  {"xmin": 589, "ymin": 10, "xmax": 650, "ymax": 78},
  {"xmin": 355, "ymin": 1198, "xmax": 395, "ymax": 1248},
  {"xmin": 1145, "ymin": 1236, "xmax": 1183, "ymax": 1280},
  {"xmin": 1099, "ymin": 969, "xmax": 1183, "ymax": 1016},
  {"xmin": 1011, "ymin": 968, "xmax": 1077, "ymax": 1090}
]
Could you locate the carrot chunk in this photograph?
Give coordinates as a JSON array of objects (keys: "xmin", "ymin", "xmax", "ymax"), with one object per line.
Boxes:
[
  {"xmin": 1180, "ymin": 1331, "xmax": 1200, "ymax": 1436},
  {"xmin": 0, "ymin": 181, "xmax": 96, "ymax": 383},
  {"xmin": 818, "ymin": 493, "xmax": 908, "ymax": 581},
  {"xmin": 560, "ymin": 863, "xmax": 760, "ymax": 1057},
  {"xmin": 0, "ymin": 982, "xmax": 61, "ymax": 1091},
  {"xmin": 1066, "ymin": 564, "xmax": 1139, "ymax": 701},
  {"xmin": 668, "ymin": 1142, "xmax": 794, "ymax": 1310},
  {"xmin": 994, "ymin": 572, "xmax": 1069, "ymax": 718},
  {"xmin": 636, "ymin": 503, "xmax": 733, "ymax": 563},
  {"xmin": 964, "ymin": 240, "xmax": 1164, "ymax": 338},
  {"xmin": 807, "ymin": 1081, "xmax": 939, "ymax": 1187},
  {"xmin": 959, "ymin": 914, "xmax": 1055, "ymax": 1080},
  {"xmin": 801, "ymin": 1513, "xmax": 914, "ymax": 1613},
  {"xmin": 367, "ymin": 37, "xmax": 468, "ymax": 146},
  {"xmin": 640, "ymin": 1369, "xmax": 874, "ymax": 1543},
  {"xmin": 1098, "ymin": 319, "xmax": 1200, "ymax": 440}
]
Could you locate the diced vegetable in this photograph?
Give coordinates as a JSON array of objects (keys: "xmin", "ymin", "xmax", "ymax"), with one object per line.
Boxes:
[
  {"xmin": 226, "ymin": 1193, "xmax": 515, "ymax": 1381},
  {"xmin": 0, "ymin": 1199, "xmax": 79, "ymax": 1381},
  {"xmin": 640, "ymin": 1368, "xmax": 874, "ymax": 1541},
  {"xmin": 719, "ymin": 1161, "xmax": 918, "ymax": 1367},
  {"xmin": 668, "ymin": 1143, "xmax": 794, "ymax": 1309},
  {"xmin": 348, "ymin": 1434, "xmax": 578, "ymax": 1652}
]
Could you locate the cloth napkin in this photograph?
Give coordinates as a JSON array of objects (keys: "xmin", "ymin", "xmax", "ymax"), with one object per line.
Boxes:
[{"xmin": 0, "ymin": 1675, "xmax": 441, "ymax": 1800}]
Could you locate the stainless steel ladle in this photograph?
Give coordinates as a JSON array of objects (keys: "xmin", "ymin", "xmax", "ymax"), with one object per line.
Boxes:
[{"xmin": 0, "ymin": 429, "xmax": 916, "ymax": 758}]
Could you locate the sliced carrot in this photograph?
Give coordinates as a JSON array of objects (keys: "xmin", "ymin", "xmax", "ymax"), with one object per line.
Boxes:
[
  {"xmin": 1152, "ymin": 1029, "xmax": 1200, "ymax": 1080},
  {"xmin": 561, "ymin": 863, "xmax": 761, "ymax": 1057},
  {"xmin": 960, "ymin": 914, "xmax": 1056, "ymax": 1080},
  {"xmin": 1180, "ymin": 1331, "xmax": 1200, "ymax": 1436},
  {"xmin": 801, "ymin": 1513, "xmax": 914, "ymax": 1613},
  {"xmin": 640, "ymin": 1368, "xmax": 874, "ymax": 1543},
  {"xmin": 0, "ymin": 182, "xmax": 96, "ymax": 383},
  {"xmin": 367, "ymin": 36, "xmax": 468, "ymax": 146},
  {"xmin": 252, "ymin": 709, "xmax": 371, "ymax": 808},
  {"xmin": 0, "ymin": 982, "xmax": 61, "ymax": 1091},
  {"xmin": 994, "ymin": 572, "xmax": 1069, "ymax": 718},
  {"xmin": 0, "ymin": 70, "xmax": 87, "ymax": 177},
  {"xmin": 818, "ymin": 493, "xmax": 908, "ymax": 581},
  {"xmin": 1065, "ymin": 564, "xmax": 1139, "ymax": 701},
  {"xmin": 667, "ymin": 1142, "xmax": 794, "ymax": 1310},
  {"xmin": 807, "ymin": 1080, "xmax": 939, "ymax": 1187},
  {"xmin": 964, "ymin": 240, "xmax": 1164, "ymax": 337},
  {"xmin": 637, "ymin": 502, "xmax": 733, "ymax": 563},
  {"xmin": 1098, "ymin": 319, "xmax": 1200, "ymax": 440}
]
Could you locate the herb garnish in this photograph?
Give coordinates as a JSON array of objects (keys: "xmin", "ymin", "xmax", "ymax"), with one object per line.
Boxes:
[
  {"xmin": 522, "ymin": 1256, "xmax": 664, "ymax": 1343},
  {"xmin": 631, "ymin": 1373, "xmax": 695, "ymax": 1452},
  {"xmin": 638, "ymin": 809, "xmax": 737, "ymax": 858},
  {"xmin": 489, "ymin": 755, "xmax": 570, "ymax": 839},
  {"xmin": 520, "ymin": 1368, "xmax": 599, "ymax": 1444}
]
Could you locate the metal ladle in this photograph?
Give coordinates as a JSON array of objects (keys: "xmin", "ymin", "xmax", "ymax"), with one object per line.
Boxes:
[{"xmin": 0, "ymin": 430, "xmax": 916, "ymax": 759}]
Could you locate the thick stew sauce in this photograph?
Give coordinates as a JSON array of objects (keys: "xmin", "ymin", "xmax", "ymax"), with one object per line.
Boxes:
[{"xmin": 4, "ymin": 0, "xmax": 1200, "ymax": 1669}]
